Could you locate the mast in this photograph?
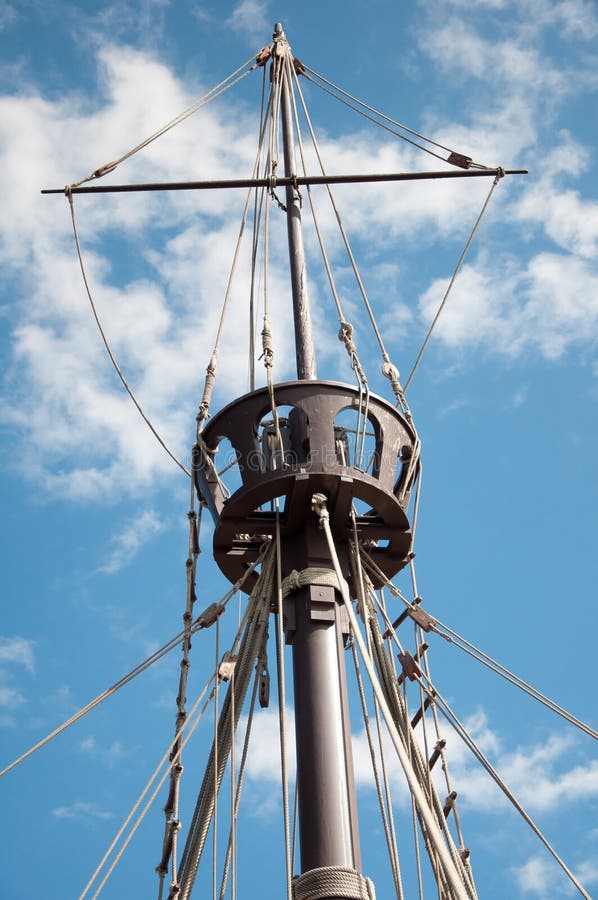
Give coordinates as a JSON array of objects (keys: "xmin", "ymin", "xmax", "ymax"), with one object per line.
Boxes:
[
  {"xmin": 191, "ymin": 22, "xmax": 478, "ymax": 898},
  {"xmin": 272, "ymin": 21, "xmax": 362, "ymax": 882},
  {"xmin": 194, "ymin": 23, "xmax": 417, "ymax": 896},
  {"xmin": 275, "ymin": 23, "xmax": 317, "ymax": 382}
]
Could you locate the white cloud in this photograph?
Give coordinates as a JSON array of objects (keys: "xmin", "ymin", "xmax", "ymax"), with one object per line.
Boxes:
[
  {"xmin": 417, "ymin": 251, "xmax": 598, "ymax": 362},
  {"xmin": 515, "ymin": 179, "xmax": 598, "ymax": 260},
  {"xmin": 242, "ymin": 707, "xmax": 296, "ymax": 782},
  {"xmin": 0, "ymin": 42, "xmax": 265, "ymax": 500},
  {"xmin": 522, "ymin": 0, "xmax": 598, "ymax": 39},
  {"xmin": 241, "ymin": 703, "xmax": 598, "ymax": 825},
  {"xmin": 419, "ymin": 20, "xmax": 570, "ymax": 98},
  {"xmin": 513, "ymin": 854, "xmax": 555, "ymax": 895},
  {"xmin": 97, "ymin": 509, "xmax": 166, "ymax": 574},
  {"xmin": 52, "ymin": 800, "xmax": 114, "ymax": 821},
  {"xmin": 576, "ymin": 858, "xmax": 598, "ymax": 887},
  {"xmin": 514, "ymin": 851, "xmax": 598, "ymax": 897},
  {"xmin": 0, "ymin": 637, "xmax": 35, "ymax": 716},
  {"xmin": 1, "ymin": 13, "xmax": 596, "ymax": 504},
  {"xmin": 0, "ymin": 636, "xmax": 35, "ymax": 673},
  {"xmin": 0, "ymin": 4, "xmax": 18, "ymax": 30},
  {"xmin": 0, "ymin": 686, "xmax": 26, "ymax": 709},
  {"xmin": 78, "ymin": 734, "xmax": 132, "ymax": 767},
  {"xmin": 225, "ymin": 0, "xmax": 272, "ymax": 46}
]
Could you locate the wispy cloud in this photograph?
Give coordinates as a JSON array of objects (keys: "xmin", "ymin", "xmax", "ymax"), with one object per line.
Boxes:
[
  {"xmin": 97, "ymin": 509, "xmax": 166, "ymax": 574},
  {"xmin": 513, "ymin": 851, "xmax": 598, "ymax": 897},
  {"xmin": 241, "ymin": 704, "xmax": 597, "ymax": 820},
  {"xmin": 1, "ymin": 2, "xmax": 597, "ymax": 505},
  {"xmin": 512, "ymin": 854, "xmax": 556, "ymax": 896},
  {"xmin": 225, "ymin": 0, "xmax": 271, "ymax": 46},
  {"xmin": 238, "ymin": 707, "xmax": 296, "ymax": 818},
  {"xmin": 417, "ymin": 251, "xmax": 598, "ymax": 363},
  {"xmin": 52, "ymin": 800, "xmax": 114, "ymax": 822},
  {"xmin": 0, "ymin": 636, "xmax": 35, "ymax": 716},
  {"xmin": 0, "ymin": 636, "xmax": 35, "ymax": 673},
  {"xmin": 0, "ymin": 686, "xmax": 26, "ymax": 709},
  {"xmin": 78, "ymin": 734, "xmax": 133, "ymax": 767}
]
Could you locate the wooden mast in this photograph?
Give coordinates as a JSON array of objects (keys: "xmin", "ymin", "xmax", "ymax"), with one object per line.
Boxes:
[{"xmin": 272, "ymin": 21, "xmax": 363, "ymax": 885}]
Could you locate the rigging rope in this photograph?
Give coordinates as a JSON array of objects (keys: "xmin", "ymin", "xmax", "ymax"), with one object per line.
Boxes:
[
  {"xmin": 349, "ymin": 519, "xmax": 404, "ymax": 897},
  {"xmin": 66, "ymin": 190, "xmax": 191, "ymax": 477},
  {"xmin": 285, "ymin": 55, "xmax": 371, "ymax": 467},
  {"xmin": 81, "ymin": 670, "xmax": 218, "ymax": 899},
  {"xmin": 175, "ymin": 545, "xmax": 277, "ymax": 900},
  {"xmin": 157, "ymin": 479, "xmax": 201, "ymax": 895},
  {"xmin": 301, "ymin": 63, "xmax": 491, "ymax": 170},
  {"xmin": 419, "ymin": 673, "xmax": 591, "ymax": 899},
  {"xmin": 195, "ymin": 89, "xmax": 273, "ymax": 434},
  {"xmin": 68, "ymin": 53, "xmax": 262, "ymax": 190},
  {"xmin": 292, "ymin": 866, "xmax": 376, "ymax": 899},
  {"xmin": 291, "ymin": 61, "xmax": 421, "ymax": 478},
  {"xmin": 275, "ymin": 506, "xmax": 294, "ymax": 900},
  {"xmin": 360, "ymin": 548, "xmax": 598, "ymax": 742},
  {"xmin": 1, "ymin": 559, "xmax": 260, "ymax": 779},
  {"xmin": 312, "ymin": 492, "xmax": 472, "ymax": 900},
  {"xmin": 363, "ymin": 546, "xmax": 588, "ymax": 897},
  {"xmin": 362, "ymin": 566, "xmax": 472, "ymax": 896},
  {"xmin": 403, "ymin": 168, "xmax": 505, "ymax": 392},
  {"xmin": 218, "ymin": 652, "xmax": 263, "ymax": 899},
  {"xmin": 248, "ymin": 64, "xmax": 269, "ymax": 392}
]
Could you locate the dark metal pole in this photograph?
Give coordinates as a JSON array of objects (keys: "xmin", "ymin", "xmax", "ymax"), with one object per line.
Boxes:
[
  {"xmin": 274, "ymin": 21, "xmax": 362, "ymax": 882},
  {"xmin": 41, "ymin": 168, "xmax": 528, "ymax": 195}
]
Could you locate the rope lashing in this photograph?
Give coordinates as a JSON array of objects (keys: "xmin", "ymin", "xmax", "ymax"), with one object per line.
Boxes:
[
  {"xmin": 338, "ymin": 322, "xmax": 368, "ymax": 384},
  {"xmin": 261, "ymin": 317, "xmax": 274, "ymax": 367},
  {"xmin": 196, "ymin": 356, "xmax": 217, "ymax": 432},
  {"xmin": 381, "ymin": 359, "xmax": 405, "ymax": 406},
  {"xmin": 292, "ymin": 866, "xmax": 376, "ymax": 900},
  {"xmin": 281, "ymin": 566, "xmax": 344, "ymax": 598}
]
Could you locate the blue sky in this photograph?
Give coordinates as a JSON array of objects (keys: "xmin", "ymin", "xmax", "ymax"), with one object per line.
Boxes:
[{"xmin": 1, "ymin": 1, "xmax": 597, "ymax": 898}]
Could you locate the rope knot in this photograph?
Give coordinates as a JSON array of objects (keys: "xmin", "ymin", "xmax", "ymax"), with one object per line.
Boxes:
[
  {"xmin": 288, "ymin": 569, "xmax": 301, "ymax": 592},
  {"xmin": 381, "ymin": 360, "xmax": 399, "ymax": 382},
  {"xmin": 338, "ymin": 321, "xmax": 357, "ymax": 353},
  {"xmin": 311, "ymin": 492, "xmax": 329, "ymax": 525},
  {"xmin": 261, "ymin": 319, "xmax": 274, "ymax": 367}
]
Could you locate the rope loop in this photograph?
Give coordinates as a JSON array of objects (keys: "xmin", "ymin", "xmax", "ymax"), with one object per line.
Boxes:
[
  {"xmin": 281, "ymin": 566, "xmax": 342, "ymax": 599},
  {"xmin": 338, "ymin": 321, "xmax": 355, "ymax": 351},
  {"xmin": 381, "ymin": 359, "xmax": 407, "ymax": 405},
  {"xmin": 292, "ymin": 866, "xmax": 376, "ymax": 899},
  {"xmin": 311, "ymin": 491, "xmax": 329, "ymax": 525}
]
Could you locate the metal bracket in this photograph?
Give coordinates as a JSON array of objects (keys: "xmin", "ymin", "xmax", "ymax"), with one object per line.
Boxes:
[{"xmin": 308, "ymin": 584, "xmax": 336, "ymax": 623}]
